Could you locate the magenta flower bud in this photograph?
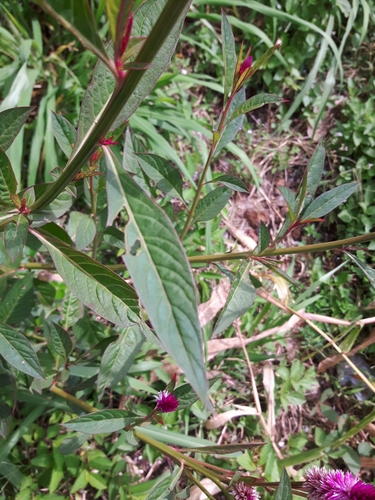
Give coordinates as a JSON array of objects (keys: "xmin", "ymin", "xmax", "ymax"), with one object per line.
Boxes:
[
  {"xmin": 99, "ymin": 136, "xmax": 118, "ymax": 146},
  {"xmin": 154, "ymin": 390, "xmax": 179, "ymax": 413},
  {"xmin": 230, "ymin": 481, "xmax": 259, "ymax": 500},
  {"xmin": 239, "ymin": 55, "xmax": 253, "ymax": 75},
  {"xmin": 304, "ymin": 467, "xmax": 375, "ymax": 500}
]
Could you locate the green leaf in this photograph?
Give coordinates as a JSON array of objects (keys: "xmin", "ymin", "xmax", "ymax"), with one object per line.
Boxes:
[
  {"xmin": 0, "ymin": 402, "xmax": 12, "ymax": 440},
  {"xmin": 0, "ymin": 274, "xmax": 34, "ymax": 325},
  {"xmin": 210, "ymin": 174, "xmax": 248, "ymax": 193},
  {"xmin": 214, "ymin": 87, "xmax": 245, "ymax": 153},
  {"xmin": 31, "ymin": 229, "xmax": 140, "ymax": 328},
  {"xmin": 75, "ymin": 214, "xmax": 96, "ymax": 250},
  {"xmin": 301, "ymin": 183, "xmax": 358, "ymax": 220},
  {"xmin": 45, "ymin": 321, "xmax": 73, "ymax": 361},
  {"xmin": 193, "ymin": 187, "xmax": 232, "ymax": 223},
  {"xmin": 97, "ymin": 325, "xmax": 145, "ymax": 396},
  {"xmin": 0, "ymin": 322, "xmax": 45, "ymax": 379},
  {"xmin": 0, "ymin": 148, "xmax": 17, "ymax": 207},
  {"xmin": 51, "ymin": 112, "xmax": 76, "ymax": 158},
  {"xmin": 174, "ymin": 378, "xmax": 219, "ymax": 410},
  {"xmin": 278, "ymin": 185, "xmax": 297, "ymax": 220},
  {"xmin": 345, "ymin": 252, "xmax": 375, "ymax": 290},
  {"xmin": 64, "ymin": 410, "xmax": 139, "ymax": 434},
  {"xmin": 111, "ymin": 0, "xmax": 193, "ymax": 130},
  {"xmin": 303, "ymin": 142, "xmax": 325, "ymax": 206},
  {"xmin": 221, "ymin": 11, "xmax": 236, "ymax": 103},
  {"xmin": 105, "ymin": 148, "xmax": 127, "ymax": 226},
  {"xmin": 275, "ymin": 468, "xmax": 292, "ymax": 500},
  {"xmin": 227, "ymin": 93, "xmax": 283, "ymax": 123},
  {"xmin": 115, "ymin": 168, "xmax": 211, "ymax": 410},
  {"xmin": 3, "ymin": 215, "xmax": 28, "ymax": 262},
  {"xmin": 36, "ymin": 0, "xmax": 110, "ymax": 72},
  {"xmin": 59, "ymin": 432, "xmax": 88, "ymax": 455},
  {"xmin": 213, "ymin": 262, "xmax": 256, "ymax": 336},
  {"xmin": 136, "ymin": 153, "xmax": 184, "ymax": 201},
  {"xmin": 258, "ymin": 222, "xmax": 270, "ymax": 254},
  {"xmin": 0, "ymin": 107, "xmax": 33, "ymax": 151}
]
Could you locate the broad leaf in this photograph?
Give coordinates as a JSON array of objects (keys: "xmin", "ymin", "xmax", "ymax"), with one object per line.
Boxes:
[
  {"xmin": 193, "ymin": 187, "xmax": 232, "ymax": 223},
  {"xmin": 0, "ymin": 107, "xmax": 33, "ymax": 151},
  {"xmin": 301, "ymin": 182, "xmax": 358, "ymax": 220},
  {"xmin": 105, "ymin": 148, "xmax": 127, "ymax": 226},
  {"xmin": 0, "ymin": 322, "xmax": 45, "ymax": 380},
  {"xmin": 4, "ymin": 214, "xmax": 28, "ymax": 262},
  {"xmin": 31, "ymin": 229, "xmax": 140, "ymax": 328},
  {"xmin": 210, "ymin": 174, "xmax": 248, "ymax": 193},
  {"xmin": 278, "ymin": 186, "xmax": 297, "ymax": 221},
  {"xmin": 136, "ymin": 153, "xmax": 183, "ymax": 201},
  {"xmin": 45, "ymin": 321, "xmax": 73, "ymax": 361},
  {"xmin": 115, "ymin": 168, "xmax": 211, "ymax": 410},
  {"xmin": 0, "ymin": 273, "xmax": 34, "ymax": 325},
  {"xmin": 51, "ymin": 112, "xmax": 76, "ymax": 158},
  {"xmin": 75, "ymin": 214, "xmax": 96, "ymax": 250},
  {"xmin": 59, "ymin": 432, "xmax": 88, "ymax": 455},
  {"xmin": 174, "ymin": 378, "xmax": 219, "ymax": 410},
  {"xmin": 345, "ymin": 252, "xmax": 375, "ymax": 290},
  {"xmin": 213, "ymin": 262, "xmax": 256, "ymax": 336},
  {"xmin": 97, "ymin": 325, "xmax": 145, "ymax": 396},
  {"xmin": 64, "ymin": 410, "xmax": 139, "ymax": 434},
  {"xmin": 36, "ymin": 0, "xmax": 110, "ymax": 71},
  {"xmin": 258, "ymin": 222, "xmax": 270, "ymax": 254},
  {"xmin": 227, "ymin": 93, "xmax": 283, "ymax": 123},
  {"xmin": 0, "ymin": 148, "xmax": 17, "ymax": 207},
  {"xmin": 221, "ymin": 11, "xmax": 236, "ymax": 103},
  {"xmin": 214, "ymin": 87, "xmax": 245, "ymax": 153},
  {"xmin": 0, "ymin": 402, "xmax": 12, "ymax": 440},
  {"xmin": 275, "ymin": 468, "xmax": 292, "ymax": 500}
]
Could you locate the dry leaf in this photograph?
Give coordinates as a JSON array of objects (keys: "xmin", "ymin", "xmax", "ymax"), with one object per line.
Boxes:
[
  {"xmin": 188, "ymin": 478, "xmax": 221, "ymax": 500},
  {"xmin": 223, "ymin": 217, "xmax": 257, "ymax": 250},
  {"xmin": 263, "ymin": 362, "xmax": 275, "ymax": 436},
  {"xmin": 198, "ymin": 281, "xmax": 231, "ymax": 327},
  {"xmin": 206, "ymin": 406, "xmax": 257, "ymax": 429}
]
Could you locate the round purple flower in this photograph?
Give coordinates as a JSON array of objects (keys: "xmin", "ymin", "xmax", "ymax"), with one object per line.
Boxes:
[
  {"xmin": 230, "ymin": 481, "xmax": 259, "ymax": 500},
  {"xmin": 304, "ymin": 466, "xmax": 375, "ymax": 500},
  {"xmin": 154, "ymin": 390, "xmax": 179, "ymax": 413}
]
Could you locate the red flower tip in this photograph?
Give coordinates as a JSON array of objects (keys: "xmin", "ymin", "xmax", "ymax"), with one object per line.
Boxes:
[
  {"xmin": 230, "ymin": 482, "xmax": 259, "ymax": 500},
  {"xmin": 120, "ymin": 12, "xmax": 134, "ymax": 58},
  {"xmin": 99, "ymin": 136, "xmax": 118, "ymax": 146},
  {"xmin": 304, "ymin": 467, "xmax": 375, "ymax": 500},
  {"xmin": 239, "ymin": 55, "xmax": 253, "ymax": 75},
  {"xmin": 154, "ymin": 390, "xmax": 179, "ymax": 413},
  {"xmin": 19, "ymin": 197, "xmax": 30, "ymax": 215}
]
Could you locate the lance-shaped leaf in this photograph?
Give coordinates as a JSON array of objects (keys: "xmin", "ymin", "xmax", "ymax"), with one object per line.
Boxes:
[
  {"xmin": 0, "ymin": 274, "xmax": 34, "ymax": 325},
  {"xmin": 0, "ymin": 148, "xmax": 17, "ymax": 207},
  {"xmin": 278, "ymin": 185, "xmax": 297, "ymax": 221},
  {"xmin": 209, "ymin": 174, "xmax": 248, "ymax": 193},
  {"xmin": 221, "ymin": 11, "xmax": 236, "ymax": 103},
  {"xmin": 275, "ymin": 469, "xmax": 292, "ymax": 500},
  {"xmin": 213, "ymin": 262, "xmax": 256, "ymax": 337},
  {"xmin": 59, "ymin": 432, "xmax": 88, "ymax": 455},
  {"xmin": 97, "ymin": 325, "xmax": 145, "ymax": 396},
  {"xmin": 4, "ymin": 214, "xmax": 28, "ymax": 262},
  {"xmin": 64, "ymin": 410, "xmax": 139, "ymax": 434},
  {"xmin": 136, "ymin": 153, "xmax": 183, "ymax": 201},
  {"xmin": 44, "ymin": 321, "xmax": 73, "ymax": 361},
  {"xmin": 75, "ymin": 214, "xmax": 96, "ymax": 251},
  {"xmin": 0, "ymin": 107, "xmax": 33, "ymax": 151},
  {"xmin": 51, "ymin": 112, "xmax": 76, "ymax": 158},
  {"xmin": 0, "ymin": 322, "xmax": 45, "ymax": 380},
  {"xmin": 115, "ymin": 168, "xmax": 211, "ymax": 410},
  {"xmin": 301, "ymin": 182, "xmax": 358, "ymax": 220},
  {"xmin": 302, "ymin": 141, "xmax": 325, "ymax": 207},
  {"xmin": 36, "ymin": 0, "xmax": 112, "ymax": 73},
  {"xmin": 214, "ymin": 87, "xmax": 245, "ymax": 154},
  {"xmin": 227, "ymin": 93, "xmax": 283, "ymax": 124},
  {"xmin": 345, "ymin": 252, "xmax": 375, "ymax": 290},
  {"xmin": 30, "ymin": 229, "xmax": 140, "ymax": 328},
  {"xmin": 258, "ymin": 222, "xmax": 270, "ymax": 254},
  {"xmin": 193, "ymin": 187, "xmax": 232, "ymax": 223}
]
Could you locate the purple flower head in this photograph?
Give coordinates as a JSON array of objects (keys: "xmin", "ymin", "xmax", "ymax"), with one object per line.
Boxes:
[
  {"xmin": 154, "ymin": 390, "xmax": 179, "ymax": 413},
  {"xmin": 230, "ymin": 481, "xmax": 259, "ymax": 500},
  {"xmin": 239, "ymin": 55, "xmax": 253, "ymax": 75},
  {"xmin": 304, "ymin": 467, "xmax": 375, "ymax": 500}
]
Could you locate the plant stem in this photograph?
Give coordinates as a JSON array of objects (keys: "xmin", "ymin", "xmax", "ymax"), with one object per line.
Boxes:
[
  {"xmin": 50, "ymin": 385, "xmax": 99, "ymax": 413},
  {"xmin": 180, "ymin": 92, "xmax": 236, "ymax": 240},
  {"xmin": 30, "ymin": 0, "xmax": 191, "ymax": 212}
]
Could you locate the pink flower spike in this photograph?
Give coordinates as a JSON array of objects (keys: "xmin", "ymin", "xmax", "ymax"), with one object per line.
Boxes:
[
  {"xmin": 99, "ymin": 136, "xmax": 118, "ymax": 146},
  {"xmin": 239, "ymin": 55, "xmax": 253, "ymax": 75},
  {"xmin": 120, "ymin": 12, "xmax": 134, "ymax": 58},
  {"xmin": 304, "ymin": 467, "xmax": 375, "ymax": 500},
  {"xmin": 230, "ymin": 481, "xmax": 259, "ymax": 500},
  {"xmin": 154, "ymin": 390, "xmax": 179, "ymax": 413}
]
